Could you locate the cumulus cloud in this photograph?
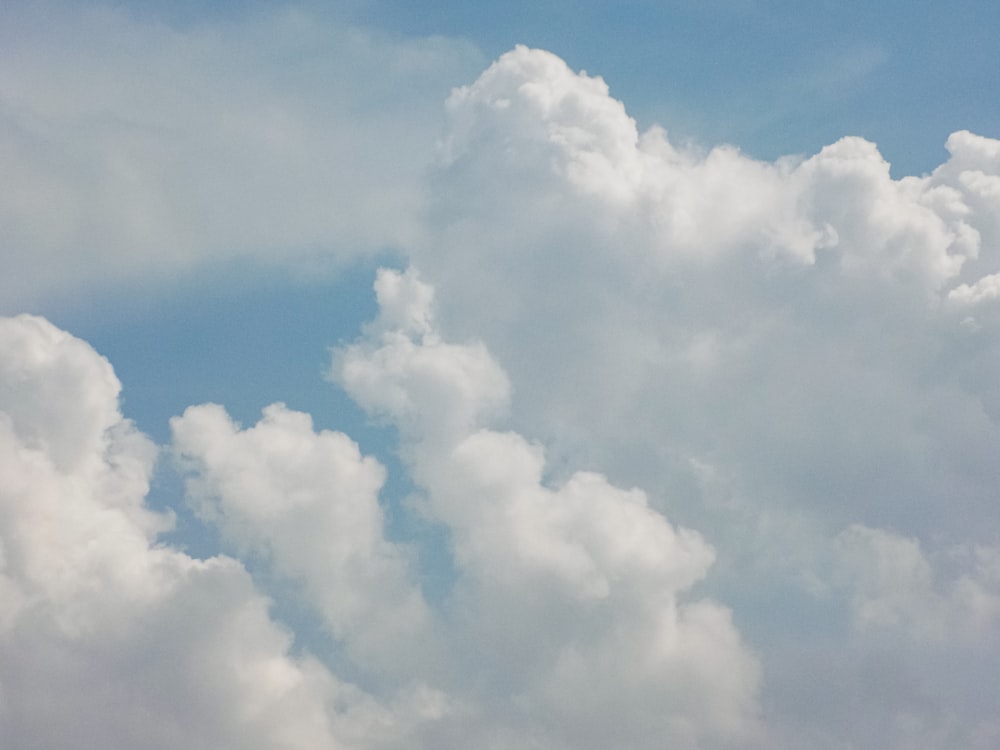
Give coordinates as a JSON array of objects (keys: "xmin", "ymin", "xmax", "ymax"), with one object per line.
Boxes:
[
  {"xmin": 418, "ymin": 45, "xmax": 1000, "ymax": 546},
  {"xmin": 409, "ymin": 45, "xmax": 1000, "ymax": 748},
  {"xmin": 949, "ymin": 272, "xmax": 1000, "ymax": 305},
  {"xmin": 332, "ymin": 271, "xmax": 762, "ymax": 750},
  {"xmin": 0, "ymin": 281, "xmax": 763, "ymax": 748},
  {"xmin": 172, "ymin": 268, "xmax": 762, "ymax": 748},
  {"xmin": 335, "ymin": 267, "xmax": 511, "ymax": 446},
  {"xmin": 171, "ymin": 401, "xmax": 441, "ymax": 680},
  {"xmin": 0, "ymin": 315, "xmax": 422, "ymax": 750},
  {"xmin": 4, "ymin": 34, "xmax": 1000, "ymax": 750},
  {"xmin": 431, "ymin": 46, "xmax": 980, "ymax": 279}
]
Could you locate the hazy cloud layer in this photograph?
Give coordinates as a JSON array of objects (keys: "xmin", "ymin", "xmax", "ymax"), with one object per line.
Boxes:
[{"xmin": 0, "ymin": 3, "xmax": 480, "ymax": 311}]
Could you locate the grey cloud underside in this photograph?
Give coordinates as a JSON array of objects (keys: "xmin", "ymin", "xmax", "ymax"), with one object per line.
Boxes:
[{"xmin": 3, "ymin": 36, "xmax": 1000, "ymax": 750}]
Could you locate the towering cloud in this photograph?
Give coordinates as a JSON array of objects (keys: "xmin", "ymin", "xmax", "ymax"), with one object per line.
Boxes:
[
  {"xmin": 419, "ymin": 46, "xmax": 1000, "ymax": 545},
  {"xmin": 414, "ymin": 46, "xmax": 1000, "ymax": 749}
]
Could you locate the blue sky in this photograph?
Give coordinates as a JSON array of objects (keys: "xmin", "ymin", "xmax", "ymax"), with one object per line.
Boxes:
[
  {"xmin": 351, "ymin": 0, "xmax": 999, "ymax": 170},
  {"xmin": 2, "ymin": 2, "xmax": 1000, "ymax": 749},
  {"xmin": 349, "ymin": 0, "xmax": 1000, "ymax": 176}
]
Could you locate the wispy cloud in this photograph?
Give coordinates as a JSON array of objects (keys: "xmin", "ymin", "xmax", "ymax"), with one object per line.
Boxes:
[{"xmin": 0, "ymin": 4, "xmax": 480, "ymax": 311}]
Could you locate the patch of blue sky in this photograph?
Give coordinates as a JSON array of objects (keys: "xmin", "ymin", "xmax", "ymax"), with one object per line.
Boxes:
[{"xmin": 43, "ymin": 257, "xmax": 385, "ymax": 447}]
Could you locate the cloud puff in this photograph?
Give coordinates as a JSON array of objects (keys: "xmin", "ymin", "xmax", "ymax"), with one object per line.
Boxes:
[
  {"xmin": 335, "ymin": 267, "xmax": 511, "ymax": 447},
  {"xmin": 431, "ymin": 46, "xmax": 980, "ymax": 277},
  {"xmin": 174, "ymin": 268, "xmax": 762, "ymax": 748},
  {"xmin": 171, "ymin": 401, "xmax": 440, "ymax": 680}
]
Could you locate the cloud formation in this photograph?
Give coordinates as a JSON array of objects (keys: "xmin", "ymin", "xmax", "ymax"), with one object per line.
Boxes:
[
  {"xmin": 421, "ymin": 47, "xmax": 1000, "ymax": 542},
  {"xmin": 172, "ymin": 401, "xmax": 438, "ymax": 678},
  {"xmin": 0, "ymin": 272, "xmax": 763, "ymax": 748},
  {"xmin": 412, "ymin": 45, "xmax": 1000, "ymax": 749},
  {"xmin": 0, "ymin": 315, "xmax": 406, "ymax": 749},
  {"xmin": 3, "ymin": 30, "xmax": 1000, "ymax": 750},
  {"xmin": 334, "ymin": 269, "xmax": 762, "ymax": 748}
]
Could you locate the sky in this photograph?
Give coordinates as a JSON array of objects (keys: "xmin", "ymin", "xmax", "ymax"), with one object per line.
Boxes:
[{"xmin": 2, "ymin": 1, "xmax": 1000, "ymax": 748}]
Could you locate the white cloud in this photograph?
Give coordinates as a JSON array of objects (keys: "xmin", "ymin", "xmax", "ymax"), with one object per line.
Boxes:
[
  {"xmin": 330, "ymin": 268, "xmax": 763, "ymax": 749},
  {"xmin": 0, "ymin": 313, "xmax": 135, "ymax": 473},
  {"xmin": 948, "ymin": 272, "xmax": 1000, "ymax": 304},
  {"xmin": 171, "ymin": 400, "xmax": 442, "ymax": 680},
  {"xmin": 416, "ymin": 46, "xmax": 1000, "ymax": 548},
  {"xmin": 336, "ymin": 267, "xmax": 511, "ymax": 446},
  {"xmin": 0, "ymin": 284, "xmax": 764, "ymax": 747},
  {"xmin": 429, "ymin": 46, "xmax": 980, "ymax": 279},
  {"xmin": 408, "ymin": 46, "xmax": 1000, "ymax": 748},
  {"xmin": 0, "ymin": 314, "xmax": 436, "ymax": 749},
  {"xmin": 5, "ymin": 33, "xmax": 1000, "ymax": 750}
]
